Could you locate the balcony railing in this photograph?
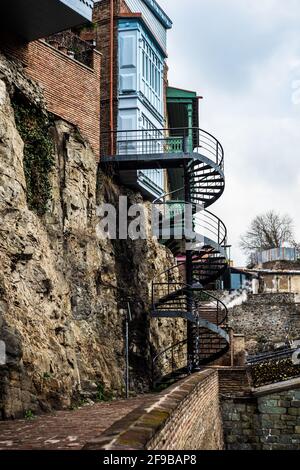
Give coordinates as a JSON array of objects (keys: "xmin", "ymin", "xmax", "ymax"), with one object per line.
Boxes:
[
  {"xmin": 153, "ymin": 201, "xmax": 227, "ymax": 248},
  {"xmin": 101, "ymin": 128, "xmax": 224, "ymax": 169}
]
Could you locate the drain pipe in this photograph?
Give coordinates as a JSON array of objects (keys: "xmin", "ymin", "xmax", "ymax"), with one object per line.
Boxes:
[{"xmin": 110, "ymin": 0, "xmax": 114, "ymax": 154}]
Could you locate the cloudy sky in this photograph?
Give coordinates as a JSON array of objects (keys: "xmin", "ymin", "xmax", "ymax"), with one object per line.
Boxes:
[{"xmin": 159, "ymin": 0, "xmax": 300, "ymax": 265}]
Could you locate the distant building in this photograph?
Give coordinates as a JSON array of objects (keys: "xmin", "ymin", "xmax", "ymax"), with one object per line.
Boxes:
[
  {"xmin": 222, "ymin": 266, "xmax": 253, "ymax": 291},
  {"xmin": 252, "ymin": 261, "xmax": 300, "ymax": 294},
  {"xmin": 244, "ymin": 247, "xmax": 300, "ymax": 294},
  {"xmin": 251, "ymin": 247, "xmax": 297, "ymax": 266}
]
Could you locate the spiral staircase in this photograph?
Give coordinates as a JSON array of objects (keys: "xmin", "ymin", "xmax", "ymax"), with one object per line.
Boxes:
[{"xmin": 101, "ymin": 127, "xmax": 229, "ymax": 387}]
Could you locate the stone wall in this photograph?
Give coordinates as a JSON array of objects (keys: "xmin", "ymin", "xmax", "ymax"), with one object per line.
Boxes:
[
  {"xmin": 229, "ymin": 294, "xmax": 300, "ymax": 355},
  {"xmin": 222, "ymin": 397, "xmax": 259, "ymax": 450},
  {"xmin": 0, "ymin": 52, "xmax": 185, "ymax": 419},
  {"xmin": 222, "ymin": 387, "xmax": 300, "ymax": 450},
  {"xmin": 84, "ymin": 370, "xmax": 224, "ymax": 450}
]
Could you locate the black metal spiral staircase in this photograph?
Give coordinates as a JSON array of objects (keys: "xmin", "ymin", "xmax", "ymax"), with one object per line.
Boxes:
[{"xmin": 101, "ymin": 127, "xmax": 229, "ymax": 387}]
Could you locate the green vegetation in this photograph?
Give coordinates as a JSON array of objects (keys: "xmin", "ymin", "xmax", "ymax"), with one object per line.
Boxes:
[
  {"xmin": 95, "ymin": 383, "xmax": 113, "ymax": 402},
  {"xmin": 12, "ymin": 95, "xmax": 54, "ymax": 215},
  {"xmin": 24, "ymin": 410, "xmax": 35, "ymax": 420},
  {"xmin": 70, "ymin": 398, "xmax": 89, "ymax": 410},
  {"xmin": 42, "ymin": 372, "xmax": 52, "ymax": 380}
]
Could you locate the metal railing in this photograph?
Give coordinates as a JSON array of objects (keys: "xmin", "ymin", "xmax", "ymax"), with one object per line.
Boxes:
[
  {"xmin": 151, "ymin": 290, "xmax": 229, "ymax": 385},
  {"xmin": 153, "ymin": 187, "xmax": 227, "ymax": 249},
  {"xmin": 251, "ymin": 247, "xmax": 298, "ymax": 265},
  {"xmin": 247, "ymin": 347, "xmax": 299, "ymax": 365},
  {"xmin": 152, "ymin": 269, "xmax": 228, "ymax": 322},
  {"xmin": 194, "ymin": 209, "xmax": 227, "ymax": 248},
  {"xmin": 101, "ymin": 127, "xmax": 224, "ymax": 169},
  {"xmin": 151, "ymin": 339, "xmax": 188, "ymax": 386},
  {"xmin": 194, "ymin": 290, "xmax": 228, "ymax": 327}
]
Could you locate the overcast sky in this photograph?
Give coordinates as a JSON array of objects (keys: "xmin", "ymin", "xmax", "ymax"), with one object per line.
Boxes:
[{"xmin": 159, "ymin": 0, "xmax": 300, "ymax": 265}]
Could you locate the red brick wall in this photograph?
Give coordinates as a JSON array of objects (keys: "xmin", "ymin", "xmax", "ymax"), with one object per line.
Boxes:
[
  {"xmin": 25, "ymin": 40, "xmax": 101, "ymax": 156},
  {"xmin": 1, "ymin": 37, "xmax": 101, "ymax": 156},
  {"xmin": 84, "ymin": 370, "xmax": 224, "ymax": 450},
  {"xmin": 0, "ymin": 33, "xmax": 29, "ymax": 65},
  {"xmin": 217, "ymin": 367, "xmax": 251, "ymax": 396}
]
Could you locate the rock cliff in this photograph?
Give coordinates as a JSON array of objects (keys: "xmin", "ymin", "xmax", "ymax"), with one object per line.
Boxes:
[{"xmin": 0, "ymin": 53, "xmax": 185, "ymax": 419}]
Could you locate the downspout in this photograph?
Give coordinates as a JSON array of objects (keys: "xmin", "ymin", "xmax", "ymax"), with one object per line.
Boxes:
[{"xmin": 110, "ymin": 0, "xmax": 114, "ymax": 154}]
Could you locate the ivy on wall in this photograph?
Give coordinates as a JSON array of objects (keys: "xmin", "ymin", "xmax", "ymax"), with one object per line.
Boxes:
[{"xmin": 12, "ymin": 94, "xmax": 55, "ymax": 215}]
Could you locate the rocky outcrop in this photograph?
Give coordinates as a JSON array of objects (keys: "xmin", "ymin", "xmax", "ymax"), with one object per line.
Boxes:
[{"xmin": 0, "ymin": 54, "xmax": 185, "ymax": 419}]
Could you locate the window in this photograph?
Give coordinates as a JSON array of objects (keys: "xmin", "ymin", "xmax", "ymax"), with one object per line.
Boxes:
[
  {"xmin": 140, "ymin": 114, "xmax": 164, "ymax": 192},
  {"xmin": 141, "ymin": 37, "xmax": 163, "ymax": 100}
]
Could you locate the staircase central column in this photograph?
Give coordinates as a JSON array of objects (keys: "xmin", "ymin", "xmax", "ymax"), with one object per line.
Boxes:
[{"xmin": 184, "ymin": 161, "xmax": 195, "ymax": 371}]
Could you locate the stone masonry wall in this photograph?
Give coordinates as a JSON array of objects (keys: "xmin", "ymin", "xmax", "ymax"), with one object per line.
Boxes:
[
  {"xmin": 229, "ymin": 294, "xmax": 300, "ymax": 355},
  {"xmin": 222, "ymin": 388, "xmax": 300, "ymax": 450},
  {"xmin": 84, "ymin": 370, "xmax": 224, "ymax": 450}
]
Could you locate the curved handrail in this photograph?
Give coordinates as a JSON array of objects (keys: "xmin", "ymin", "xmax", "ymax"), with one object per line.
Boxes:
[
  {"xmin": 152, "ymin": 199, "xmax": 227, "ymax": 252},
  {"xmin": 151, "ymin": 288, "xmax": 229, "ymax": 385},
  {"xmin": 194, "ymin": 209, "xmax": 227, "ymax": 248},
  {"xmin": 193, "ymin": 289, "xmax": 228, "ymax": 326},
  {"xmin": 152, "ymin": 339, "xmax": 188, "ymax": 365},
  {"xmin": 151, "ymin": 339, "xmax": 188, "ymax": 386},
  {"xmin": 101, "ymin": 127, "xmax": 224, "ymax": 169},
  {"xmin": 152, "ymin": 260, "xmax": 186, "ymax": 283},
  {"xmin": 152, "ymin": 280, "xmax": 228, "ymax": 327},
  {"xmin": 153, "ymin": 186, "xmax": 185, "ymax": 205}
]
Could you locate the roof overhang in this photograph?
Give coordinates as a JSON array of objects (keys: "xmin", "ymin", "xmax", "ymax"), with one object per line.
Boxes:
[
  {"xmin": 143, "ymin": 0, "xmax": 173, "ymax": 29},
  {"xmin": 167, "ymin": 87, "xmax": 200, "ymax": 129},
  {"xmin": 1, "ymin": 0, "xmax": 93, "ymax": 42}
]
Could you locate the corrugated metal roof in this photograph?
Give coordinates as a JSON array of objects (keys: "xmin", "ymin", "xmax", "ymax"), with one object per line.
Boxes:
[
  {"xmin": 143, "ymin": 0, "xmax": 172, "ymax": 28},
  {"xmin": 124, "ymin": 0, "xmax": 171, "ymax": 54}
]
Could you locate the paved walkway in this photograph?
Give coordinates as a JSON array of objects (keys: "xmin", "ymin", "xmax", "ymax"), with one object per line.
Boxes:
[{"xmin": 0, "ymin": 396, "xmax": 153, "ymax": 450}]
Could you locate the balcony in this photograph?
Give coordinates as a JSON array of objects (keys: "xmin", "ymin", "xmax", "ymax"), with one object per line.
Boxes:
[
  {"xmin": 1, "ymin": 0, "xmax": 94, "ymax": 42},
  {"xmin": 101, "ymin": 127, "xmax": 225, "ymax": 207},
  {"xmin": 101, "ymin": 128, "xmax": 224, "ymax": 168}
]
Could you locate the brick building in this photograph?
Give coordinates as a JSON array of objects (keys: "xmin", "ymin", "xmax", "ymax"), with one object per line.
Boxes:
[{"xmin": 0, "ymin": 0, "xmax": 101, "ymax": 155}]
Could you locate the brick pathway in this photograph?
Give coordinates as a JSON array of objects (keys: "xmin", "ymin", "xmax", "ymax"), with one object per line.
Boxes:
[{"xmin": 0, "ymin": 396, "xmax": 154, "ymax": 450}]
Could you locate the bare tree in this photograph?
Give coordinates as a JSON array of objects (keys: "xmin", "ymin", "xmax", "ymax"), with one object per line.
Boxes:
[{"xmin": 240, "ymin": 210, "xmax": 295, "ymax": 254}]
